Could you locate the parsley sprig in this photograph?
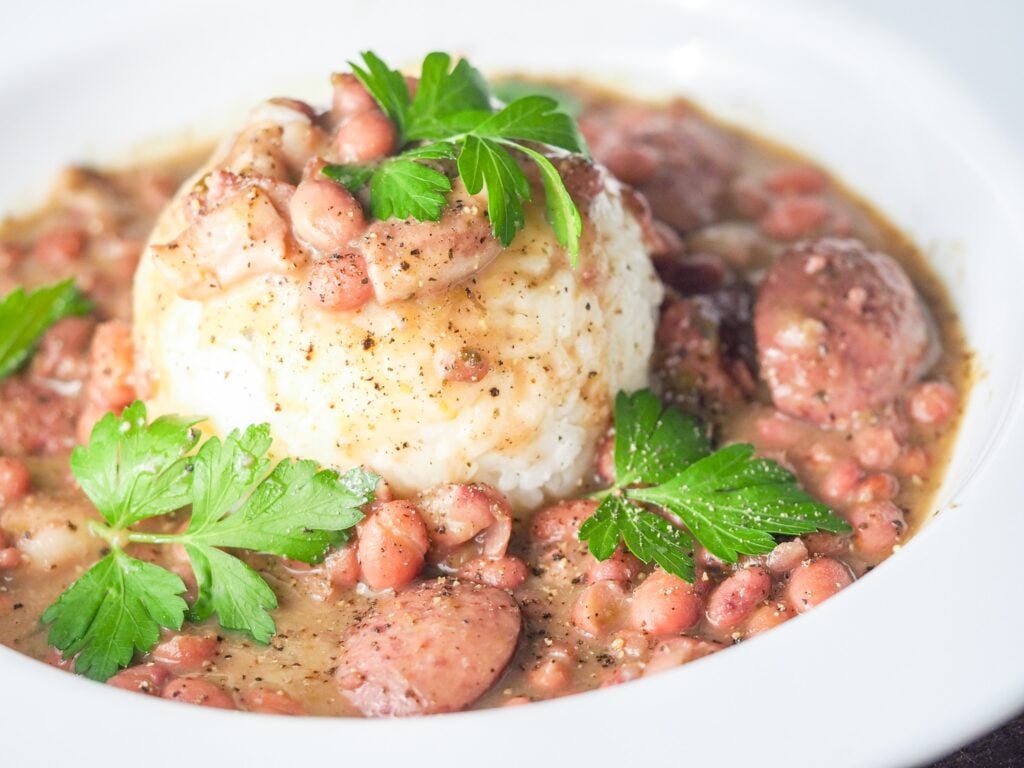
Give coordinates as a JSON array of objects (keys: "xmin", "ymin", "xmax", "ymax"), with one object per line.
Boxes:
[
  {"xmin": 323, "ymin": 51, "xmax": 586, "ymax": 263},
  {"xmin": 43, "ymin": 402, "xmax": 377, "ymax": 680},
  {"xmin": 580, "ymin": 391, "xmax": 851, "ymax": 581},
  {"xmin": 0, "ymin": 279, "xmax": 91, "ymax": 380}
]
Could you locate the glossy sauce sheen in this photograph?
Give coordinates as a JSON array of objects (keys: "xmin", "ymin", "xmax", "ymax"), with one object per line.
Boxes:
[{"xmin": 0, "ymin": 82, "xmax": 969, "ymax": 715}]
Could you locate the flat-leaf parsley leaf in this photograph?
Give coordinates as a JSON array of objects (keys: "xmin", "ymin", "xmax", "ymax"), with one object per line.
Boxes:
[
  {"xmin": 44, "ymin": 403, "xmax": 377, "ymax": 680},
  {"xmin": 578, "ymin": 390, "xmax": 851, "ymax": 581},
  {"xmin": 0, "ymin": 279, "xmax": 91, "ymax": 380},
  {"xmin": 325, "ymin": 51, "xmax": 587, "ymax": 263}
]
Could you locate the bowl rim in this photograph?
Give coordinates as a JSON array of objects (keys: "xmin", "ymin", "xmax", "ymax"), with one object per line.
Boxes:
[{"xmin": 2, "ymin": 1, "xmax": 1024, "ymax": 766}]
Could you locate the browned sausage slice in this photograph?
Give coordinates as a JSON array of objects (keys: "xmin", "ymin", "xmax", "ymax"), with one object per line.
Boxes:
[
  {"xmin": 336, "ymin": 579, "xmax": 521, "ymax": 716},
  {"xmin": 754, "ymin": 237, "xmax": 937, "ymax": 427}
]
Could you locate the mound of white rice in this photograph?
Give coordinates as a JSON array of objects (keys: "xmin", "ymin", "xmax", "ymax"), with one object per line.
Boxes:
[{"xmin": 133, "ymin": 148, "xmax": 661, "ymax": 511}]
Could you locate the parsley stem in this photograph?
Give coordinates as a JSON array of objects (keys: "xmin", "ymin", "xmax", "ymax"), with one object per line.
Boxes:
[
  {"xmin": 124, "ymin": 530, "xmax": 184, "ymax": 546},
  {"xmin": 87, "ymin": 520, "xmax": 130, "ymax": 549}
]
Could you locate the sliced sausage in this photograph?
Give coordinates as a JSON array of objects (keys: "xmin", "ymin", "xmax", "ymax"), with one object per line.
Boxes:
[
  {"xmin": 336, "ymin": 579, "xmax": 521, "ymax": 716},
  {"xmin": 755, "ymin": 238, "xmax": 937, "ymax": 427}
]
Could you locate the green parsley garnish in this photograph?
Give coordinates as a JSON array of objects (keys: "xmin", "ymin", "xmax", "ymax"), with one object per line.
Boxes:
[
  {"xmin": 323, "ymin": 51, "xmax": 586, "ymax": 264},
  {"xmin": 580, "ymin": 390, "xmax": 851, "ymax": 582},
  {"xmin": 42, "ymin": 401, "xmax": 377, "ymax": 680},
  {"xmin": 0, "ymin": 279, "xmax": 91, "ymax": 380}
]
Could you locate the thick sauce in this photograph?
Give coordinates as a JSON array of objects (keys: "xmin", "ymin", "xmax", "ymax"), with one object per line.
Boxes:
[{"xmin": 0, "ymin": 82, "xmax": 968, "ymax": 715}]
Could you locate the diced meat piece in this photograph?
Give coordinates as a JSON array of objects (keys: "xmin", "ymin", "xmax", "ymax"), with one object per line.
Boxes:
[
  {"xmin": 336, "ymin": 579, "xmax": 521, "ymax": 716},
  {"xmin": 416, "ymin": 483, "xmax": 512, "ymax": 562},
  {"xmin": 755, "ymin": 238, "xmax": 938, "ymax": 427},
  {"xmin": 358, "ymin": 186, "xmax": 501, "ymax": 304},
  {"xmin": 152, "ymin": 185, "xmax": 300, "ymax": 299},
  {"xmin": 581, "ymin": 102, "xmax": 738, "ymax": 232}
]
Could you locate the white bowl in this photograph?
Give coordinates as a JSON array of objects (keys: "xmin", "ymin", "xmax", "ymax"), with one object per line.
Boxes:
[{"xmin": 2, "ymin": 1, "xmax": 1023, "ymax": 765}]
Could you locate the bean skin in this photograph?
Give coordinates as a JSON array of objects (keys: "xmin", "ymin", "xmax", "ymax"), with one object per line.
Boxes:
[
  {"xmin": 706, "ymin": 566, "xmax": 771, "ymax": 631},
  {"xmin": 786, "ymin": 557, "xmax": 853, "ymax": 613}
]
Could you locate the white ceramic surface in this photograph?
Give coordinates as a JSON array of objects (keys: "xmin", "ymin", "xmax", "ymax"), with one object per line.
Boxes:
[{"xmin": 1, "ymin": 1, "xmax": 1023, "ymax": 766}]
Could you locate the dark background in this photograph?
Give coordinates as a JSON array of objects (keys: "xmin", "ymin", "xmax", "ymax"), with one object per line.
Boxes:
[{"xmin": 929, "ymin": 712, "xmax": 1024, "ymax": 767}]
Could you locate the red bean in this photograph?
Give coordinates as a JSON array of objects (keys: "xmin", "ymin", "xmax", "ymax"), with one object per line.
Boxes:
[
  {"xmin": 909, "ymin": 381, "xmax": 958, "ymax": 426},
  {"xmin": 33, "ymin": 227, "xmax": 85, "ymax": 266},
  {"xmin": 853, "ymin": 426, "xmax": 902, "ymax": 471},
  {"xmin": 458, "ymin": 555, "xmax": 529, "ymax": 590},
  {"xmin": 706, "ymin": 566, "xmax": 771, "ymax": 631},
  {"xmin": 107, "ymin": 663, "xmax": 171, "ymax": 695},
  {"xmin": 439, "ymin": 347, "xmax": 489, "ymax": 383},
  {"xmin": 305, "ymin": 252, "xmax": 374, "ymax": 312},
  {"xmin": 629, "ymin": 569, "xmax": 703, "ymax": 635},
  {"xmin": 848, "ymin": 501, "xmax": 906, "ymax": 561},
  {"xmin": 86, "ymin": 320, "xmax": 136, "ymax": 411},
  {"xmin": 756, "ymin": 413, "xmax": 805, "ymax": 450},
  {"xmin": 331, "ymin": 72, "xmax": 377, "ymax": 118},
  {"xmin": 786, "ymin": 557, "xmax": 853, "ymax": 613},
  {"xmin": 240, "ymin": 686, "xmax": 304, "ymax": 715},
  {"xmin": 595, "ymin": 434, "xmax": 616, "ymax": 484},
  {"xmin": 0, "ymin": 456, "xmax": 31, "ymax": 506},
  {"xmin": 335, "ymin": 110, "xmax": 396, "ymax": 164},
  {"xmin": 765, "ymin": 165, "xmax": 826, "ymax": 196},
  {"xmin": 45, "ymin": 647, "xmax": 75, "ymax": 671},
  {"xmin": 895, "ymin": 446, "xmax": 930, "ymax": 477},
  {"xmin": 324, "ymin": 544, "xmax": 359, "ymax": 589},
  {"xmin": 854, "ymin": 473, "xmax": 900, "ymax": 503},
  {"xmin": 643, "ymin": 637, "xmax": 721, "ymax": 677},
  {"xmin": 586, "ymin": 546, "xmax": 642, "ymax": 585},
  {"xmin": 151, "ymin": 634, "xmax": 218, "ymax": 671},
  {"xmin": 162, "ymin": 678, "xmax": 236, "ymax": 709},
  {"xmin": 290, "ymin": 178, "xmax": 368, "ymax": 255},
  {"xmin": 527, "ymin": 644, "xmax": 575, "ymax": 694},
  {"xmin": 504, "ymin": 696, "xmax": 531, "ymax": 707},
  {"xmin": 356, "ymin": 500, "xmax": 429, "ymax": 591},
  {"xmin": 0, "ymin": 547, "xmax": 22, "ymax": 570},
  {"xmin": 818, "ymin": 458, "xmax": 862, "ymax": 504},
  {"xmin": 599, "ymin": 144, "xmax": 659, "ymax": 186},
  {"xmin": 758, "ymin": 196, "xmax": 828, "ymax": 240},
  {"xmin": 530, "ymin": 499, "xmax": 597, "ymax": 544},
  {"xmin": 571, "ymin": 580, "xmax": 627, "ymax": 637},
  {"xmin": 766, "ymin": 539, "xmax": 808, "ymax": 574},
  {"xmin": 744, "ymin": 602, "xmax": 792, "ymax": 637}
]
